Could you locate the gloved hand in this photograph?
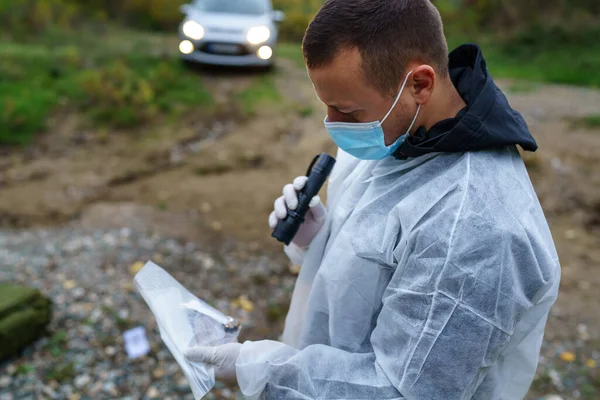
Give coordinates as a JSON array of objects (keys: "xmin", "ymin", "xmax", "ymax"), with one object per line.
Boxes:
[
  {"xmin": 268, "ymin": 176, "xmax": 327, "ymax": 249},
  {"xmin": 184, "ymin": 342, "xmax": 242, "ymax": 384}
]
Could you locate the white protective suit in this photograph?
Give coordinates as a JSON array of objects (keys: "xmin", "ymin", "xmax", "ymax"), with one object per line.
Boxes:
[{"xmin": 236, "ymin": 144, "xmax": 561, "ymax": 400}]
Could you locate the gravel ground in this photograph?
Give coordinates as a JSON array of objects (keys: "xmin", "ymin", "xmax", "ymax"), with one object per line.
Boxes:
[
  {"xmin": 0, "ymin": 221, "xmax": 596, "ymax": 400},
  {"xmin": 0, "ymin": 223, "xmax": 296, "ymax": 400}
]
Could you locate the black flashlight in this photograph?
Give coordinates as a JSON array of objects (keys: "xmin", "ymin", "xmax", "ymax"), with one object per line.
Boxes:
[{"xmin": 272, "ymin": 153, "xmax": 336, "ymax": 245}]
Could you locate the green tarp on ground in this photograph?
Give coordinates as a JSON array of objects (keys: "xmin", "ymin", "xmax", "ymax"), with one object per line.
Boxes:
[{"xmin": 0, "ymin": 282, "xmax": 52, "ymax": 360}]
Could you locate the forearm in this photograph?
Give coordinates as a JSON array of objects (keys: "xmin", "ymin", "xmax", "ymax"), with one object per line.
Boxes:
[{"xmin": 236, "ymin": 340, "xmax": 404, "ymax": 400}]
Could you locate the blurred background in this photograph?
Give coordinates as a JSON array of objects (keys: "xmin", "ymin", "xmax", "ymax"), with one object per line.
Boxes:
[{"xmin": 0, "ymin": 0, "xmax": 599, "ymax": 399}]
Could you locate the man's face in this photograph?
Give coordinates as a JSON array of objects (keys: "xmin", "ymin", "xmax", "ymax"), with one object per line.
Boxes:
[{"xmin": 307, "ymin": 47, "xmax": 418, "ymax": 146}]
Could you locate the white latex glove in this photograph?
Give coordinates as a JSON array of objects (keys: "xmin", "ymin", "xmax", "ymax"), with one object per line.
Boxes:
[
  {"xmin": 268, "ymin": 176, "xmax": 327, "ymax": 249},
  {"xmin": 184, "ymin": 342, "xmax": 242, "ymax": 384}
]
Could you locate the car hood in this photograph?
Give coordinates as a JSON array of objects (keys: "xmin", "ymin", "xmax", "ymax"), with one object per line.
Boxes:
[{"xmin": 185, "ymin": 10, "xmax": 272, "ymax": 32}]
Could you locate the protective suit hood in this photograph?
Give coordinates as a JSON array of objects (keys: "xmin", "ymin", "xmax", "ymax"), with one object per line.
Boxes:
[{"xmin": 394, "ymin": 43, "xmax": 538, "ymax": 159}]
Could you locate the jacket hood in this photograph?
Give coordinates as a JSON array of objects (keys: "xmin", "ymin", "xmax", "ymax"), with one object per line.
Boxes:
[{"xmin": 394, "ymin": 43, "xmax": 537, "ymax": 159}]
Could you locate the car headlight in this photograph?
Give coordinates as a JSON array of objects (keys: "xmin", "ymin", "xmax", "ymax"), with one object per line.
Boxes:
[
  {"xmin": 179, "ymin": 40, "xmax": 194, "ymax": 55},
  {"xmin": 247, "ymin": 26, "xmax": 270, "ymax": 45},
  {"xmin": 257, "ymin": 46, "xmax": 273, "ymax": 60},
  {"xmin": 183, "ymin": 21, "xmax": 204, "ymax": 40}
]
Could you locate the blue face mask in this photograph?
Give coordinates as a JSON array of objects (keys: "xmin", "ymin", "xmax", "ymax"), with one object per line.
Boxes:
[{"xmin": 324, "ymin": 71, "xmax": 421, "ymax": 160}]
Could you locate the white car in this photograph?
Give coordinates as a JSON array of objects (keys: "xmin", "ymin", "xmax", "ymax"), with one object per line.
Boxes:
[{"xmin": 178, "ymin": 0, "xmax": 285, "ymax": 68}]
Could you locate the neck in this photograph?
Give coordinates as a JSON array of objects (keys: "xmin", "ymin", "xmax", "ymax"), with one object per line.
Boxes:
[{"xmin": 421, "ymin": 77, "xmax": 466, "ymax": 131}]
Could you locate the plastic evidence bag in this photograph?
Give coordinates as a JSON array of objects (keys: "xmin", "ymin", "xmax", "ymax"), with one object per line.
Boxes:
[{"xmin": 134, "ymin": 261, "xmax": 240, "ymax": 399}]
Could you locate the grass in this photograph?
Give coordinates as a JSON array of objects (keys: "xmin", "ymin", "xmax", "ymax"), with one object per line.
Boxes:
[
  {"xmin": 278, "ymin": 42, "xmax": 305, "ymax": 69},
  {"xmin": 0, "ymin": 28, "xmax": 214, "ymax": 146},
  {"xmin": 235, "ymin": 75, "xmax": 281, "ymax": 117},
  {"xmin": 4, "ymin": 19, "xmax": 599, "ymax": 147},
  {"xmin": 445, "ymin": 24, "xmax": 600, "ymax": 88},
  {"xmin": 0, "ymin": 43, "xmax": 80, "ymax": 145},
  {"xmin": 298, "ymin": 106, "xmax": 314, "ymax": 117},
  {"xmin": 479, "ymin": 44, "xmax": 600, "ymax": 87},
  {"xmin": 14, "ymin": 363, "xmax": 35, "ymax": 376},
  {"xmin": 507, "ymin": 81, "xmax": 542, "ymax": 94},
  {"xmin": 45, "ymin": 361, "xmax": 76, "ymax": 383},
  {"xmin": 571, "ymin": 115, "xmax": 600, "ymax": 129},
  {"xmin": 44, "ymin": 330, "xmax": 68, "ymax": 357},
  {"xmin": 278, "ymin": 25, "xmax": 600, "ymax": 88}
]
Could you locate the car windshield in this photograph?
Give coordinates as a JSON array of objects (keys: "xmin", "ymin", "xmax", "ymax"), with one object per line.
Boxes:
[{"xmin": 192, "ymin": 0, "xmax": 267, "ymax": 15}]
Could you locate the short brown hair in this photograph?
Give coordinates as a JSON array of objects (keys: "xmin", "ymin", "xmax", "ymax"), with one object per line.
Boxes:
[{"xmin": 303, "ymin": 0, "xmax": 449, "ymax": 96}]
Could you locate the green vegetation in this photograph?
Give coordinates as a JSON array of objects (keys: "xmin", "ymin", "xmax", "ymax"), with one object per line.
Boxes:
[
  {"xmin": 279, "ymin": 31, "xmax": 600, "ymax": 88},
  {"xmin": 298, "ymin": 106, "xmax": 314, "ymax": 118},
  {"xmin": 507, "ymin": 81, "xmax": 542, "ymax": 94},
  {"xmin": 1, "ymin": 0, "xmax": 599, "ymax": 145},
  {"xmin": 14, "ymin": 363, "xmax": 35, "ymax": 376},
  {"xmin": 274, "ymin": 0, "xmax": 600, "ymax": 88},
  {"xmin": 278, "ymin": 43, "xmax": 305, "ymax": 69},
  {"xmin": 271, "ymin": 0, "xmax": 324, "ymax": 41},
  {"xmin": 235, "ymin": 76, "xmax": 281, "ymax": 117},
  {"xmin": 472, "ymin": 24, "xmax": 600, "ymax": 87},
  {"xmin": 79, "ymin": 57, "xmax": 213, "ymax": 128},
  {"xmin": 44, "ymin": 330, "xmax": 68, "ymax": 357},
  {"xmin": 571, "ymin": 115, "xmax": 600, "ymax": 129},
  {"xmin": 45, "ymin": 361, "xmax": 76, "ymax": 383},
  {"xmin": 0, "ymin": 29, "xmax": 213, "ymax": 145}
]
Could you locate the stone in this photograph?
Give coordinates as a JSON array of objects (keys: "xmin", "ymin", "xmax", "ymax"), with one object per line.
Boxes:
[
  {"xmin": 105, "ymin": 346, "xmax": 117, "ymax": 357},
  {"xmin": 74, "ymin": 374, "xmax": 90, "ymax": 389},
  {"xmin": 102, "ymin": 381, "xmax": 117, "ymax": 396},
  {"xmin": 61, "ymin": 384, "xmax": 74, "ymax": 398},
  {"xmin": 79, "ymin": 325, "xmax": 94, "ymax": 336},
  {"xmin": 0, "ymin": 376, "xmax": 11, "ymax": 388},
  {"xmin": 147, "ymin": 386, "xmax": 160, "ymax": 398},
  {"xmin": 72, "ymin": 287, "xmax": 85, "ymax": 299},
  {"xmin": 152, "ymin": 368, "xmax": 165, "ymax": 380},
  {"xmin": 166, "ymin": 363, "xmax": 179, "ymax": 375},
  {"xmin": 62, "ymin": 280, "xmax": 77, "ymax": 290},
  {"xmin": 175, "ymin": 376, "xmax": 190, "ymax": 393},
  {"xmin": 89, "ymin": 381, "xmax": 102, "ymax": 396},
  {"xmin": 42, "ymin": 385, "xmax": 57, "ymax": 398},
  {"xmin": 548, "ymin": 369, "xmax": 564, "ymax": 391},
  {"xmin": 89, "ymin": 308, "xmax": 102, "ymax": 323},
  {"xmin": 577, "ymin": 324, "xmax": 590, "ymax": 341}
]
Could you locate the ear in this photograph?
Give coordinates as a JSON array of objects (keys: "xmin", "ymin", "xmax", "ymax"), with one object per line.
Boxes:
[{"xmin": 410, "ymin": 65, "xmax": 436, "ymax": 105}]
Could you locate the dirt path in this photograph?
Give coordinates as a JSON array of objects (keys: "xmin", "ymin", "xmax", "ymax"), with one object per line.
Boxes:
[
  {"xmin": 0, "ymin": 59, "xmax": 335, "ymax": 252},
  {"xmin": 498, "ymin": 81, "xmax": 600, "ymax": 341},
  {"xmin": 1, "ymin": 59, "xmax": 599, "ymax": 398}
]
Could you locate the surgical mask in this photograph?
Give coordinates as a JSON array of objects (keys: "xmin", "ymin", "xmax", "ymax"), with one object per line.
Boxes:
[{"xmin": 324, "ymin": 71, "xmax": 421, "ymax": 160}]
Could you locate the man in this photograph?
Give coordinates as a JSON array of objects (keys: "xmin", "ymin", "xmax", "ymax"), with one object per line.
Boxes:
[{"xmin": 185, "ymin": 0, "xmax": 561, "ymax": 398}]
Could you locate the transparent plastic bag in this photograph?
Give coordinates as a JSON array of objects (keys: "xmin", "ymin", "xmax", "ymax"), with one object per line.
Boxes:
[{"xmin": 134, "ymin": 261, "xmax": 240, "ymax": 399}]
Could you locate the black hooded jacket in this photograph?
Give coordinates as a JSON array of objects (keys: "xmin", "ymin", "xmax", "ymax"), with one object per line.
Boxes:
[{"xmin": 393, "ymin": 43, "xmax": 538, "ymax": 160}]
